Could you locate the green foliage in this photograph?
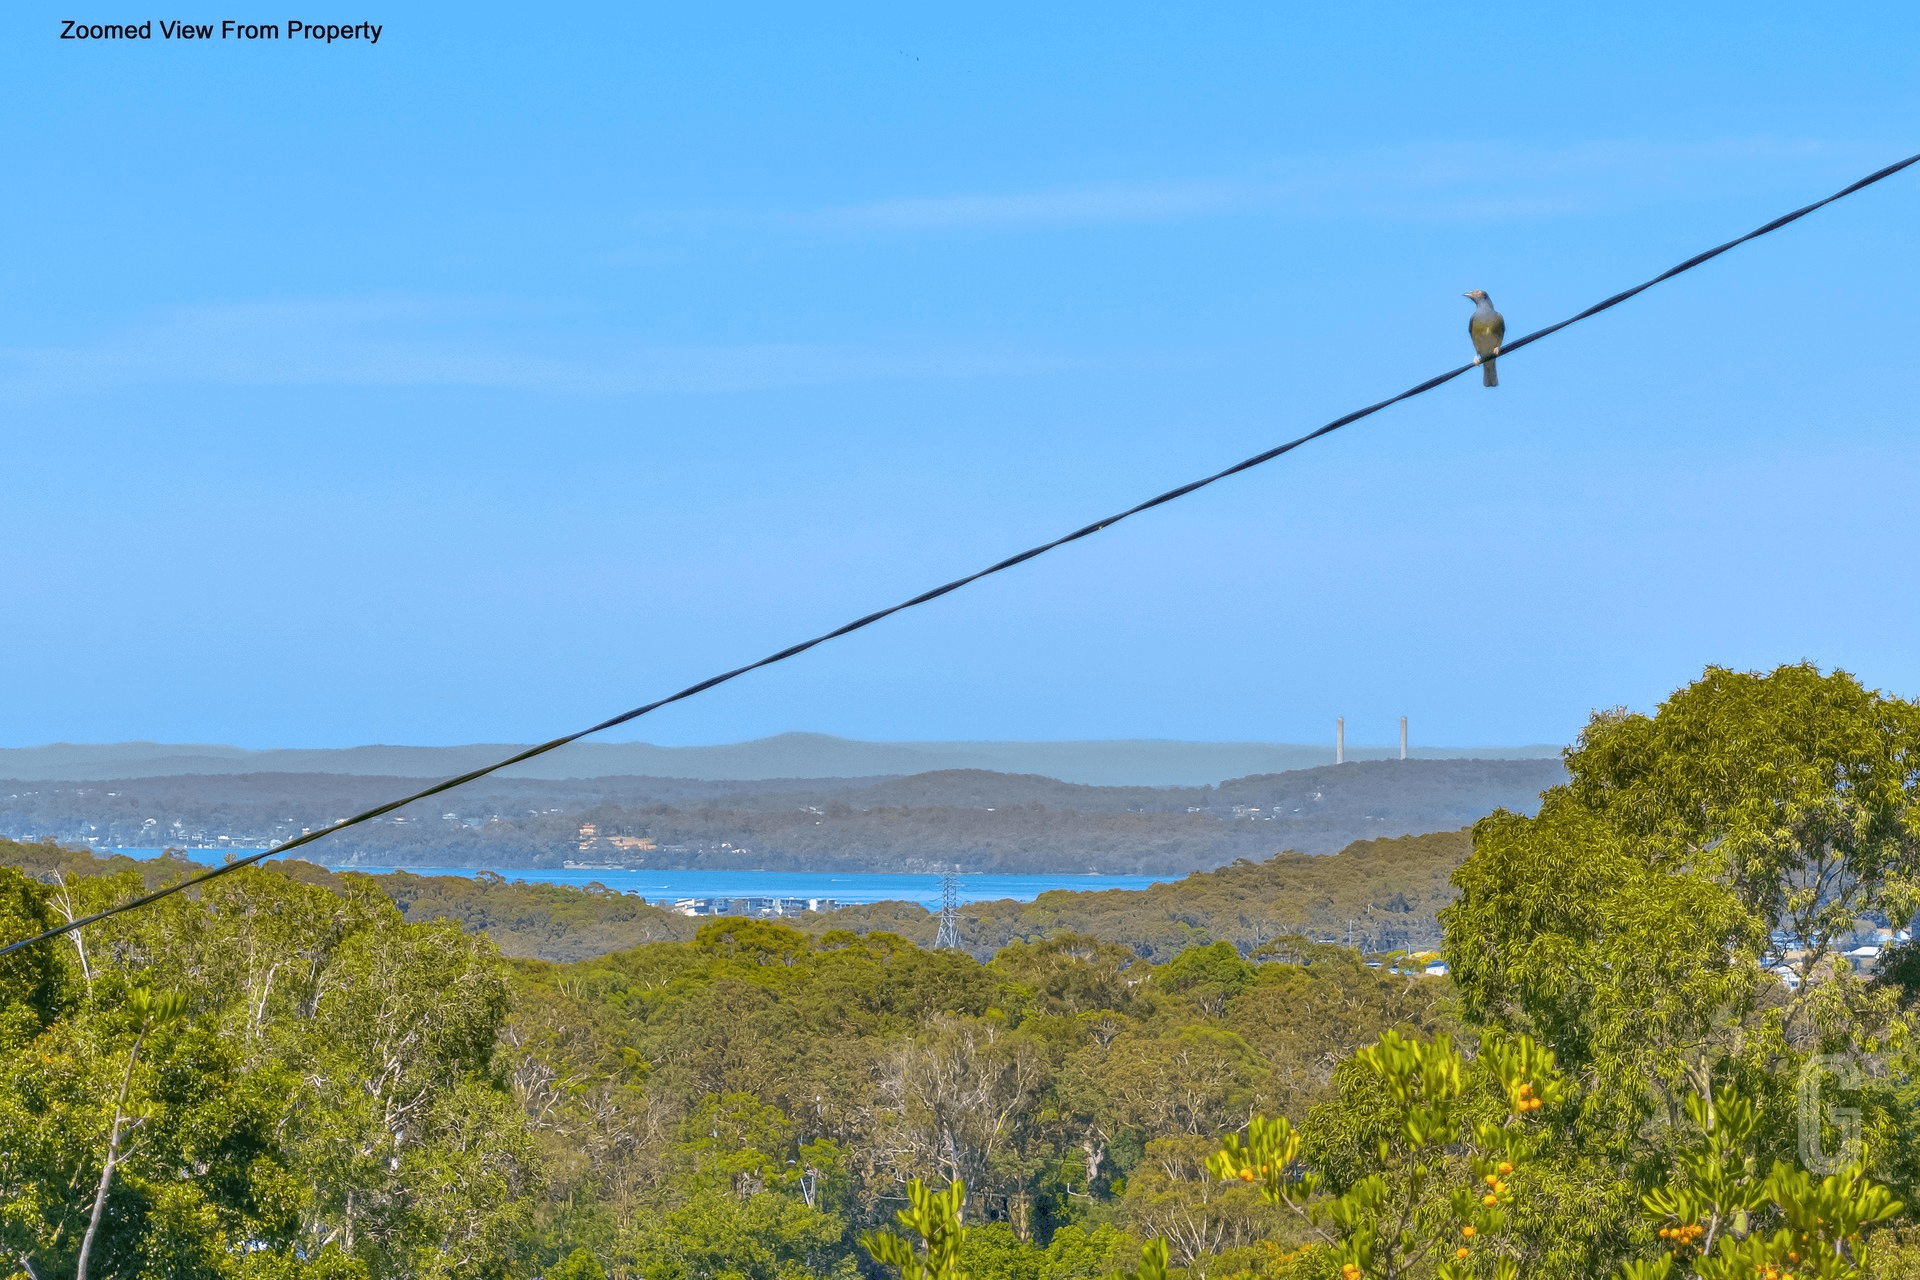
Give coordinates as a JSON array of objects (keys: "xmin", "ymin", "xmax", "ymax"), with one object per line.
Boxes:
[
  {"xmin": 837, "ymin": 830, "xmax": 1477, "ymax": 961},
  {"xmin": 8, "ymin": 667, "xmax": 1916, "ymax": 1280},
  {"xmin": 1433, "ymin": 665, "xmax": 1920, "ymax": 1279},
  {"xmin": 678, "ymin": 1092, "xmax": 797, "ymax": 1192},
  {"xmin": 1040, "ymin": 1223, "xmax": 1131, "ymax": 1278},
  {"xmin": 1627, "ymin": 1089, "xmax": 1902, "ymax": 1280},
  {"xmin": 1564, "ymin": 666, "xmax": 1920, "ymax": 963},
  {"xmin": 992, "ymin": 934, "xmax": 1147, "ymax": 1020},
  {"xmin": 0, "ymin": 832, "xmax": 1460, "ymax": 1280},
  {"xmin": 1209, "ymin": 1029, "xmax": 1566, "ymax": 1280},
  {"xmin": 543, "ymin": 1248, "xmax": 608, "ymax": 1280},
  {"xmin": 1444, "ymin": 796, "xmax": 1762, "ymax": 1132},
  {"xmin": 0, "ymin": 866, "xmax": 61, "ymax": 1048},
  {"xmin": 1447, "ymin": 666, "xmax": 1920, "ymax": 1087},
  {"xmin": 0, "ymin": 859, "xmax": 539, "ymax": 1280},
  {"xmin": 1111, "ymin": 1237, "xmax": 1170, "ymax": 1280},
  {"xmin": 863, "ymin": 1178, "xmax": 969, "ymax": 1280},
  {"xmin": 627, "ymin": 1186, "xmax": 855, "ymax": 1280},
  {"xmin": 1159, "ymin": 943, "xmax": 1257, "ymax": 1016}
]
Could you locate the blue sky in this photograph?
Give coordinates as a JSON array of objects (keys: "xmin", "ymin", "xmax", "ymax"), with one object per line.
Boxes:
[{"xmin": 4, "ymin": 2, "xmax": 1917, "ymax": 752}]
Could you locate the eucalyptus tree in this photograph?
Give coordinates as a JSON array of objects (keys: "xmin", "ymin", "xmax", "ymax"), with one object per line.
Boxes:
[{"xmin": 1444, "ymin": 664, "xmax": 1920, "ymax": 1173}]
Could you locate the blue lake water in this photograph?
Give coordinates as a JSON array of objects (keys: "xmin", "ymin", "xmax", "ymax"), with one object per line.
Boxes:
[
  {"xmin": 350, "ymin": 868, "xmax": 1180, "ymax": 907},
  {"xmin": 106, "ymin": 851, "xmax": 1178, "ymax": 908}
]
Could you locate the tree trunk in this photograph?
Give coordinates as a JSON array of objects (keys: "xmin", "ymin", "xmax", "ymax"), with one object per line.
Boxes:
[
  {"xmin": 52, "ymin": 874, "xmax": 94, "ymax": 996},
  {"xmin": 76, "ymin": 1027, "xmax": 146, "ymax": 1280}
]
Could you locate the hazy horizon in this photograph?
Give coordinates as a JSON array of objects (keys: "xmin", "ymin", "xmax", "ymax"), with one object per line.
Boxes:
[{"xmin": 0, "ymin": 732, "xmax": 1565, "ymax": 788}]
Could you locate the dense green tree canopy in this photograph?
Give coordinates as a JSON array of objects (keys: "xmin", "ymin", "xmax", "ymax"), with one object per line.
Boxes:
[
  {"xmin": 0, "ymin": 848, "xmax": 1446, "ymax": 1278},
  {"xmin": 1446, "ymin": 666, "xmax": 1920, "ymax": 1146},
  {"xmin": 4, "ymin": 663, "xmax": 1919, "ymax": 1280}
]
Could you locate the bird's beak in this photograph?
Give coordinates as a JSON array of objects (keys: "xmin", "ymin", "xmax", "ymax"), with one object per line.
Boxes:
[{"xmin": 1461, "ymin": 292, "xmax": 1473, "ymax": 299}]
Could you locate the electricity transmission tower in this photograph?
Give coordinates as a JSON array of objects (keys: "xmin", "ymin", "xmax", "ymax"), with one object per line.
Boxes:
[{"xmin": 933, "ymin": 866, "xmax": 961, "ymax": 950}]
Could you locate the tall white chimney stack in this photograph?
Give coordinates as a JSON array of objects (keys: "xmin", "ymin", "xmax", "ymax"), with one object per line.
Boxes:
[
  {"xmin": 1336, "ymin": 717, "xmax": 1345, "ymax": 765},
  {"xmin": 1400, "ymin": 716, "xmax": 1408, "ymax": 760}
]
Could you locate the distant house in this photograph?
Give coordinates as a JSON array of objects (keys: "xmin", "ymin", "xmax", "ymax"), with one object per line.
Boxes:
[{"xmin": 660, "ymin": 896, "xmax": 839, "ymax": 918}]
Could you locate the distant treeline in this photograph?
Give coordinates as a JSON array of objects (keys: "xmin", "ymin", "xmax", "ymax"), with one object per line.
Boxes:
[
  {"xmin": 0, "ymin": 827, "xmax": 1470, "ymax": 964},
  {"xmin": 0, "ymin": 757, "xmax": 1555, "ymax": 874}
]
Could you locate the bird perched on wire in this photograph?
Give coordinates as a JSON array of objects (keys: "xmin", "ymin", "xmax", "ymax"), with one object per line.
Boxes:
[{"xmin": 1463, "ymin": 290, "xmax": 1505, "ymax": 387}]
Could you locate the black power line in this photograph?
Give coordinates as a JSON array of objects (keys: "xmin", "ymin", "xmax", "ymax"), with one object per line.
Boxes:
[{"xmin": 5, "ymin": 150, "xmax": 1916, "ymax": 959}]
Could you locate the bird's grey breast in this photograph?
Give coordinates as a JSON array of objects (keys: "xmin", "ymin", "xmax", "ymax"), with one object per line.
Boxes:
[{"xmin": 1468, "ymin": 301, "xmax": 1505, "ymax": 354}]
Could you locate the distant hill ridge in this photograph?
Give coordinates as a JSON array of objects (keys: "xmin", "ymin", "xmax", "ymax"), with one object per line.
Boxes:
[
  {"xmin": 0, "ymin": 758, "xmax": 1567, "ymax": 871},
  {"xmin": 0, "ymin": 732, "xmax": 1563, "ymax": 787}
]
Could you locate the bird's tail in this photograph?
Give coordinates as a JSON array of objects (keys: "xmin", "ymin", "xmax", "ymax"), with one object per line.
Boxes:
[{"xmin": 1482, "ymin": 357, "xmax": 1498, "ymax": 388}]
